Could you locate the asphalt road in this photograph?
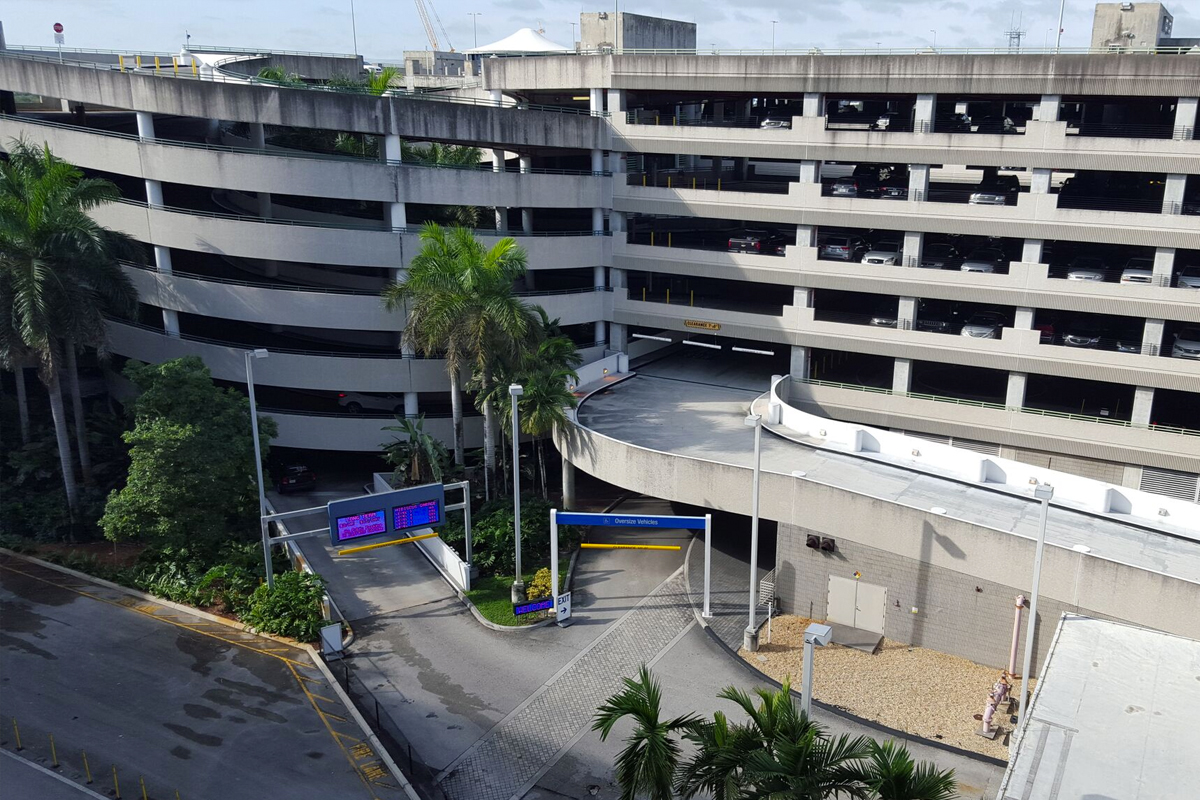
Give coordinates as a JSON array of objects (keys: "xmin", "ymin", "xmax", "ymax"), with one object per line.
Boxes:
[{"xmin": 0, "ymin": 554, "xmax": 406, "ymax": 800}]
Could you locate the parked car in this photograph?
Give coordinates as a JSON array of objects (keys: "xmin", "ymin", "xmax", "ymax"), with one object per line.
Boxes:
[
  {"xmin": 727, "ymin": 229, "xmax": 785, "ymax": 254},
  {"xmin": 915, "ymin": 301, "xmax": 956, "ymax": 333},
  {"xmin": 338, "ymin": 391, "xmax": 408, "ymax": 414},
  {"xmin": 276, "ymin": 464, "xmax": 317, "ymax": 494},
  {"xmin": 759, "ymin": 117, "xmax": 792, "ymax": 129},
  {"xmin": 861, "ymin": 240, "xmax": 904, "ymax": 266},
  {"xmin": 968, "ymin": 174, "xmax": 1020, "ymax": 205},
  {"xmin": 1172, "ymin": 326, "xmax": 1200, "ymax": 359},
  {"xmin": 1113, "ymin": 323, "xmax": 1145, "ymax": 354},
  {"xmin": 1177, "ymin": 266, "xmax": 1200, "ymax": 289},
  {"xmin": 975, "ymin": 115, "xmax": 1019, "ymax": 134},
  {"xmin": 1119, "ymin": 257, "xmax": 1155, "ymax": 285},
  {"xmin": 960, "ymin": 311, "xmax": 1007, "ymax": 339},
  {"xmin": 1065, "ymin": 256, "xmax": 1108, "ymax": 282},
  {"xmin": 960, "ymin": 247, "xmax": 1007, "ymax": 273},
  {"xmin": 869, "ymin": 310, "xmax": 899, "ymax": 327},
  {"xmin": 920, "ymin": 243, "xmax": 962, "ymax": 269},
  {"xmin": 934, "ymin": 113, "xmax": 972, "ymax": 132},
  {"xmin": 817, "ymin": 234, "xmax": 869, "ymax": 261},
  {"xmin": 870, "ymin": 111, "xmax": 905, "ymax": 130},
  {"xmin": 1061, "ymin": 318, "xmax": 1105, "ymax": 348},
  {"xmin": 878, "ymin": 177, "xmax": 909, "ymax": 200},
  {"xmin": 830, "ymin": 175, "xmax": 879, "ymax": 198}
]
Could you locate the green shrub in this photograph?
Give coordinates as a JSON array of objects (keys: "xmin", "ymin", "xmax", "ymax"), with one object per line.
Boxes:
[
  {"xmin": 526, "ymin": 567, "xmax": 553, "ymax": 600},
  {"xmin": 439, "ymin": 496, "xmax": 579, "ymax": 578},
  {"xmin": 241, "ymin": 571, "xmax": 327, "ymax": 642}
]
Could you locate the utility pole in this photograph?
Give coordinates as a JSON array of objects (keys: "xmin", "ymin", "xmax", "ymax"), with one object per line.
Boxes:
[{"xmin": 468, "ymin": 13, "xmax": 481, "ymax": 48}]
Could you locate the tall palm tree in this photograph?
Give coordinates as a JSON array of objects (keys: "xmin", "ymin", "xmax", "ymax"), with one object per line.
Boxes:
[
  {"xmin": 862, "ymin": 740, "xmax": 957, "ymax": 800},
  {"xmin": 366, "ymin": 66, "xmax": 400, "ymax": 96},
  {"xmin": 0, "ymin": 329, "xmax": 32, "ymax": 444},
  {"xmin": 592, "ymin": 665, "xmax": 702, "ymax": 800},
  {"xmin": 0, "ymin": 139, "xmax": 138, "ymax": 514}
]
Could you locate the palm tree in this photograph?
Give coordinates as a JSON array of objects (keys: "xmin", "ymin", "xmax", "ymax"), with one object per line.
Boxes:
[
  {"xmin": 0, "ymin": 139, "xmax": 138, "ymax": 514},
  {"xmin": 0, "ymin": 328, "xmax": 32, "ymax": 444},
  {"xmin": 592, "ymin": 665, "xmax": 702, "ymax": 800},
  {"xmin": 366, "ymin": 66, "xmax": 400, "ymax": 96},
  {"xmin": 862, "ymin": 740, "xmax": 957, "ymax": 800},
  {"xmin": 381, "ymin": 414, "xmax": 449, "ymax": 486}
]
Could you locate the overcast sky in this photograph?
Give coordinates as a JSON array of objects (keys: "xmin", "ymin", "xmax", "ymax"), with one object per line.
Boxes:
[{"xmin": 3, "ymin": 0, "xmax": 1197, "ymax": 61}]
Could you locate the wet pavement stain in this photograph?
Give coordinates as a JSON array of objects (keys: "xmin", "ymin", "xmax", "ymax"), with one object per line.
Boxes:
[
  {"xmin": 230, "ymin": 646, "xmax": 300, "ymax": 692},
  {"xmin": 183, "ymin": 703, "xmax": 221, "ymax": 720},
  {"xmin": 0, "ymin": 599, "xmax": 57, "ymax": 635},
  {"xmin": 0, "ymin": 632, "xmax": 58, "ymax": 660},
  {"xmin": 163, "ymin": 722, "xmax": 223, "ymax": 747},
  {"xmin": 306, "ymin": 751, "xmax": 325, "ymax": 760},
  {"xmin": 202, "ymin": 688, "xmax": 289, "ymax": 724},
  {"xmin": 175, "ymin": 630, "xmax": 231, "ymax": 675},
  {"xmin": 0, "ymin": 568, "xmax": 79, "ymax": 607},
  {"xmin": 170, "ymin": 745, "xmax": 192, "ymax": 760},
  {"xmin": 213, "ymin": 676, "xmax": 304, "ymax": 707}
]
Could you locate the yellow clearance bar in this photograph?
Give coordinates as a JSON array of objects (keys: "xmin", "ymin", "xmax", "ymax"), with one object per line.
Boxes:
[
  {"xmin": 337, "ymin": 531, "xmax": 438, "ymax": 556},
  {"xmin": 581, "ymin": 543, "xmax": 681, "ymax": 551}
]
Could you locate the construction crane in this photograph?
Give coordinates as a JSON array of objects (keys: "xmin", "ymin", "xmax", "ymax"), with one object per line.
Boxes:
[{"xmin": 414, "ymin": 0, "xmax": 454, "ymax": 52}]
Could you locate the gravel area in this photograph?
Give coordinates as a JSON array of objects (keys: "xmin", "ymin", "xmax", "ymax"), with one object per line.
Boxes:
[{"xmin": 740, "ymin": 616, "xmax": 1024, "ymax": 761}]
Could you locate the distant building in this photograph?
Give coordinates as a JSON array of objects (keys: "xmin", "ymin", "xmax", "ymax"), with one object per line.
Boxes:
[
  {"xmin": 578, "ymin": 12, "xmax": 696, "ymax": 52},
  {"xmin": 1090, "ymin": 2, "xmax": 1199, "ymax": 49}
]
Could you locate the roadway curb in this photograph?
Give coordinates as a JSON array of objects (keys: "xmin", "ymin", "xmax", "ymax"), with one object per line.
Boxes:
[
  {"xmin": 0, "ymin": 549, "xmax": 425, "ymax": 798},
  {"xmin": 677, "ymin": 540, "xmax": 1008, "ymax": 769}
]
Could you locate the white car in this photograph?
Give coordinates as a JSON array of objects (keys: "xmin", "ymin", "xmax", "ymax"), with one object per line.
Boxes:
[
  {"xmin": 960, "ymin": 248, "xmax": 1006, "ymax": 273},
  {"xmin": 960, "ymin": 311, "xmax": 1006, "ymax": 339},
  {"xmin": 861, "ymin": 241, "xmax": 903, "ymax": 265},
  {"xmin": 1119, "ymin": 268, "xmax": 1153, "ymax": 285},
  {"xmin": 1065, "ymin": 257, "xmax": 1107, "ymax": 281},
  {"xmin": 760, "ymin": 118, "xmax": 792, "ymax": 129},
  {"xmin": 1177, "ymin": 266, "xmax": 1200, "ymax": 289},
  {"xmin": 1172, "ymin": 327, "xmax": 1200, "ymax": 359},
  {"xmin": 337, "ymin": 391, "xmax": 408, "ymax": 414}
]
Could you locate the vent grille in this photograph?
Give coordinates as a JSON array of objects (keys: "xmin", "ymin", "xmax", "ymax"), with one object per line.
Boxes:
[
  {"xmin": 1139, "ymin": 467, "xmax": 1200, "ymax": 503},
  {"xmin": 902, "ymin": 431, "xmax": 1001, "ymax": 456}
]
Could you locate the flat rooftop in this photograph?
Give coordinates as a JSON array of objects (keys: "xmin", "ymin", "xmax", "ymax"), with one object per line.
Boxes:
[
  {"xmin": 998, "ymin": 615, "xmax": 1200, "ymax": 799},
  {"xmin": 577, "ymin": 353, "xmax": 1200, "ymax": 584}
]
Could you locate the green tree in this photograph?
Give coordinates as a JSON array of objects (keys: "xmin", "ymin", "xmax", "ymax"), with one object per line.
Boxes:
[
  {"xmin": 381, "ymin": 413, "xmax": 449, "ymax": 486},
  {"xmin": 366, "ymin": 65, "xmax": 400, "ymax": 95},
  {"xmin": 0, "ymin": 139, "xmax": 138, "ymax": 516},
  {"xmin": 862, "ymin": 741, "xmax": 957, "ymax": 800},
  {"xmin": 100, "ymin": 357, "xmax": 276, "ymax": 549},
  {"xmin": 256, "ymin": 65, "xmax": 304, "ymax": 86},
  {"xmin": 593, "ymin": 665, "xmax": 702, "ymax": 800}
]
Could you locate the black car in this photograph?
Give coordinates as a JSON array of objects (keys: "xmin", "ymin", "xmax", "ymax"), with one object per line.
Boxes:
[
  {"xmin": 920, "ymin": 243, "xmax": 962, "ymax": 269},
  {"xmin": 1061, "ymin": 318, "xmax": 1105, "ymax": 348},
  {"xmin": 727, "ymin": 229, "xmax": 786, "ymax": 255},
  {"xmin": 277, "ymin": 464, "xmax": 318, "ymax": 494},
  {"xmin": 915, "ymin": 301, "xmax": 957, "ymax": 333}
]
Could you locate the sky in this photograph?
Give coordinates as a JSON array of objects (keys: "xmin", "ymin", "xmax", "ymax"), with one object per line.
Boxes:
[{"xmin": 2, "ymin": 0, "xmax": 1197, "ymax": 61}]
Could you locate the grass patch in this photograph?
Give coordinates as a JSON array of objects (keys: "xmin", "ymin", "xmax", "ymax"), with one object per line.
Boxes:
[{"xmin": 465, "ymin": 566, "xmax": 570, "ymax": 627}]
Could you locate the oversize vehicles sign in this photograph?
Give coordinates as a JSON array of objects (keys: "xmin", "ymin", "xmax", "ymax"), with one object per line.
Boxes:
[
  {"xmin": 556, "ymin": 513, "xmax": 707, "ymax": 529},
  {"xmin": 328, "ymin": 483, "xmax": 446, "ymax": 547}
]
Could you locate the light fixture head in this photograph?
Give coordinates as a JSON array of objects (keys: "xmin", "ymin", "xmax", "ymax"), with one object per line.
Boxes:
[
  {"xmin": 744, "ymin": 414, "xmax": 762, "ymax": 428},
  {"xmin": 509, "ymin": 383, "xmax": 524, "ymax": 397},
  {"xmin": 804, "ymin": 622, "xmax": 833, "ymax": 647},
  {"xmin": 1034, "ymin": 483, "xmax": 1054, "ymax": 501},
  {"xmin": 252, "ymin": 348, "xmax": 269, "ymax": 359}
]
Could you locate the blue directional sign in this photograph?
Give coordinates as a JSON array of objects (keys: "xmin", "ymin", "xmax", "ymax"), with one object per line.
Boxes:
[
  {"xmin": 513, "ymin": 597, "xmax": 555, "ymax": 616},
  {"xmin": 556, "ymin": 512, "xmax": 707, "ymax": 530}
]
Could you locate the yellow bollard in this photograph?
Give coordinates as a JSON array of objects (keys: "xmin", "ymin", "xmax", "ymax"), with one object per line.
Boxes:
[
  {"xmin": 113, "ymin": 767, "xmax": 122, "ymax": 799},
  {"xmin": 642, "ymin": 174, "xmax": 646, "ymax": 187},
  {"xmin": 718, "ymin": 177, "xmax": 722, "ymax": 191},
  {"xmin": 11, "ymin": 718, "xmax": 21, "ymax": 750},
  {"xmin": 82, "ymin": 752, "xmax": 93, "ymax": 783},
  {"xmin": 667, "ymin": 288, "xmax": 671, "ymax": 304},
  {"xmin": 651, "ymin": 231, "xmax": 655, "ymax": 246},
  {"xmin": 154, "ymin": 56, "xmax": 160, "ymax": 71},
  {"xmin": 141, "ymin": 776, "xmax": 149, "ymax": 800},
  {"xmin": 136, "ymin": 55, "xmax": 142, "ymax": 69},
  {"xmin": 692, "ymin": 177, "xmax": 696, "ymax": 190},
  {"xmin": 192, "ymin": 61, "xmax": 198, "ymax": 76},
  {"xmin": 668, "ymin": 232, "xmax": 672, "ymax": 247},
  {"xmin": 642, "ymin": 287, "xmax": 646, "ymax": 301},
  {"xmin": 667, "ymin": 175, "xmax": 672, "ymax": 188},
  {"xmin": 691, "ymin": 290, "xmax": 694, "ymax": 307},
  {"xmin": 172, "ymin": 56, "xmax": 178, "ymax": 75},
  {"xmin": 118, "ymin": 55, "xmax": 125, "ymax": 72},
  {"xmin": 50, "ymin": 734, "xmax": 58, "ymax": 767}
]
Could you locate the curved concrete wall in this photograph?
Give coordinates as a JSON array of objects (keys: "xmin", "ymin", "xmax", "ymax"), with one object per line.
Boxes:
[
  {"xmin": 107, "ymin": 320, "xmax": 456, "ymax": 392},
  {"xmin": 268, "ymin": 409, "xmax": 484, "ymax": 451},
  {"xmin": 0, "ymin": 116, "xmax": 609, "ymax": 209}
]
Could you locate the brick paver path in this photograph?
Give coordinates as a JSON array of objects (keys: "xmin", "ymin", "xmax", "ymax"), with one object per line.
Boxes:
[{"xmin": 437, "ymin": 572, "xmax": 694, "ymax": 800}]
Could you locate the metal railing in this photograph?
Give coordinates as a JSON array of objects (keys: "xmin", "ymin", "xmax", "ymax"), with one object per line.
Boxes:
[
  {"xmin": 187, "ymin": 44, "xmax": 360, "ymax": 59},
  {"xmin": 794, "ymin": 377, "xmax": 1200, "ymax": 437},
  {"xmin": 115, "ymin": 197, "xmax": 612, "ymax": 237},
  {"xmin": 111, "ymin": 318, "xmax": 433, "ymax": 359}
]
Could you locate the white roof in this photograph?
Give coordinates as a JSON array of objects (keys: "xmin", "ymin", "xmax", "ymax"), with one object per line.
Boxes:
[
  {"xmin": 466, "ymin": 27, "xmax": 570, "ymax": 54},
  {"xmin": 999, "ymin": 615, "xmax": 1200, "ymax": 799}
]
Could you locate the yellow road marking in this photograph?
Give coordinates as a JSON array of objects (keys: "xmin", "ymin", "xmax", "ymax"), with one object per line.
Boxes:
[{"xmin": 287, "ymin": 662, "xmax": 381, "ymax": 797}]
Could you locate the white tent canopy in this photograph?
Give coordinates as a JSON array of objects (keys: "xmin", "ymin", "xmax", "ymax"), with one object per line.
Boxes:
[{"xmin": 466, "ymin": 27, "xmax": 570, "ymax": 54}]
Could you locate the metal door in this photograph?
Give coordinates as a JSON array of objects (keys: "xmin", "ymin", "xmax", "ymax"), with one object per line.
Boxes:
[
  {"xmin": 826, "ymin": 576, "xmax": 858, "ymax": 627},
  {"xmin": 854, "ymin": 581, "xmax": 887, "ymax": 634}
]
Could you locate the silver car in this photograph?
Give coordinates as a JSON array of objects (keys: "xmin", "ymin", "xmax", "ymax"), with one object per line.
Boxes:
[
  {"xmin": 960, "ymin": 311, "xmax": 1006, "ymax": 339},
  {"xmin": 861, "ymin": 241, "xmax": 904, "ymax": 266},
  {"xmin": 960, "ymin": 248, "xmax": 1006, "ymax": 273},
  {"xmin": 1172, "ymin": 327, "xmax": 1200, "ymax": 359},
  {"xmin": 1176, "ymin": 266, "xmax": 1200, "ymax": 289}
]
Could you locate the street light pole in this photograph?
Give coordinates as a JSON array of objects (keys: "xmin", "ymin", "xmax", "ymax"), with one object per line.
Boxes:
[
  {"xmin": 245, "ymin": 349, "xmax": 273, "ymax": 589},
  {"xmin": 930, "ymin": 29, "xmax": 937, "ymax": 48},
  {"xmin": 349, "ymin": 0, "xmax": 359, "ymax": 55},
  {"xmin": 468, "ymin": 13, "xmax": 481, "ymax": 49},
  {"xmin": 509, "ymin": 384, "xmax": 525, "ymax": 603},
  {"xmin": 743, "ymin": 413, "xmax": 763, "ymax": 652},
  {"xmin": 771, "ymin": 21, "xmax": 778, "ymax": 53},
  {"xmin": 1017, "ymin": 483, "xmax": 1054, "ymax": 735},
  {"xmin": 1054, "ymin": 0, "xmax": 1066, "ymax": 52}
]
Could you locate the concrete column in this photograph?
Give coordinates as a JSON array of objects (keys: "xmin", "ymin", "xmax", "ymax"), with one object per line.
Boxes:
[
  {"xmin": 495, "ymin": 208, "xmax": 509, "ymax": 232},
  {"xmin": 489, "ymin": 88, "xmax": 502, "ymax": 105},
  {"xmin": 162, "ymin": 308, "xmax": 180, "ymax": 337},
  {"xmin": 793, "ymin": 287, "xmax": 813, "ymax": 308},
  {"xmin": 1153, "ymin": 247, "xmax": 1175, "ymax": 287},
  {"xmin": 1031, "ymin": 168, "xmax": 1053, "ymax": 194},
  {"xmin": 562, "ymin": 459, "xmax": 576, "ymax": 511},
  {"xmin": 609, "ymin": 151, "xmax": 624, "ymax": 175},
  {"xmin": 892, "ymin": 358, "xmax": 913, "ymax": 393},
  {"xmin": 796, "ymin": 224, "xmax": 816, "ymax": 248},
  {"xmin": 594, "ymin": 319, "xmax": 607, "ymax": 345},
  {"xmin": 610, "ymin": 322, "xmax": 628, "ymax": 351},
  {"xmin": 492, "ymin": 148, "xmax": 505, "ymax": 173},
  {"xmin": 144, "ymin": 179, "xmax": 165, "ymax": 207},
  {"xmin": 135, "ymin": 111, "xmax": 155, "ymax": 139},
  {"xmin": 594, "ymin": 265, "xmax": 606, "ymax": 290},
  {"xmin": 592, "ymin": 207, "xmax": 605, "ymax": 234},
  {"xmin": 734, "ymin": 158, "xmax": 749, "ymax": 180},
  {"xmin": 898, "ymin": 296, "xmax": 917, "ymax": 330},
  {"xmin": 384, "ymin": 133, "xmax": 403, "ymax": 163},
  {"xmin": 387, "ymin": 202, "xmax": 407, "ymax": 230},
  {"xmin": 607, "ymin": 89, "xmax": 625, "ymax": 116},
  {"xmin": 521, "ymin": 208, "xmax": 533, "ymax": 234},
  {"xmin": 404, "ymin": 392, "xmax": 419, "ymax": 418},
  {"xmin": 712, "ymin": 101, "xmax": 725, "ymax": 122},
  {"xmin": 902, "ymin": 231, "xmax": 923, "ymax": 268},
  {"xmin": 1006, "ymin": 372, "xmax": 1027, "ymax": 409},
  {"xmin": 519, "ymin": 154, "xmax": 532, "ymax": 174},
  {"xmin": 1132, "ymin": 386, "xmax": 1154, "ymax": 426},
  {"xmin": 1037, "ymin": 95, "xmax": 1061, "ymax": 122},
  {"xmin": 802, "ymin": 93, "xmax": 824, "ymax": 117},
  {"xmin": 799, "ymin": 160, "xmax": 820, "ymax": 183},
  {"xmin": 1173, "ymin": 97, "xmax": 1197, "ymax": 138},
  {"xmin": 611, "ymin": 268, "xmax": 627, "ymax": 290},
  {"xmin": 591, "ymin": 148, "xmax": 604, "ymax": 175},
  {"xmin": 908, "ymin": 165, "xmax": 930, "ymax": 201},
  {"xmin": 914, "ymin": 93, "xmax": 935, "ymax": 132},
  {"xmin": 1164, "ymin": 174, "xmax": 1187, "ymax": 214},
  {"xmin": 250, "ymin": 127, "xmax": 274, "ymax": 219},
  {"xmin": 1014, "ymin": 307, "xmax": 1035, "ymax": 329},
  {"xmin": 589, "ymin": 88, "xmax": 603, "ymax": 114},
  {"xmin": 790, "ymin": 345, "xmax": 810, "ymax": 380},
  {"xmin": 611, "ymin": 211, "xmax": 626, "ymax": 234},
  {"xmin": 1143, "ymin": 318, "xmax": 1165, "ymax": 355},
  {"xmin": 1022, "ymin": 238, "xmax": 1045, "ymax": 263}
]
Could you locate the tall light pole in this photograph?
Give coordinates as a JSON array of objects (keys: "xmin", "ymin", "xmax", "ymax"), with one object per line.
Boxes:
[
  {"xmin": 468, "ymin": 13, "xmax": 482, "ymax": 49},
  {"xmin": 930, "ymin": 29, "xmax": 937, "ymax": 49},
  {"xmin": 1054, "ymin": 0, "xmax": 1066, "ymax": 52},
  {"xmin": 1017, "ymin": 483, "xmax": 1054, "ymax": 736},
  {"xmin": 743, "ymin": 413, "xmax": 763, "ymax": 652},
  {"xmin": 245, "ymin": 349, "xmax": 273, "ymax": 589},
  {"xmin": 509, "ymin": 384, "xmax": 525, "ymax": 603},
  {"xmin": 349, "ymin": 0, "xmax": 359, "ymax": 55},
  {"xmin": 771, "ymin": 21, "xmax": 778, "ymax": 53}
]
